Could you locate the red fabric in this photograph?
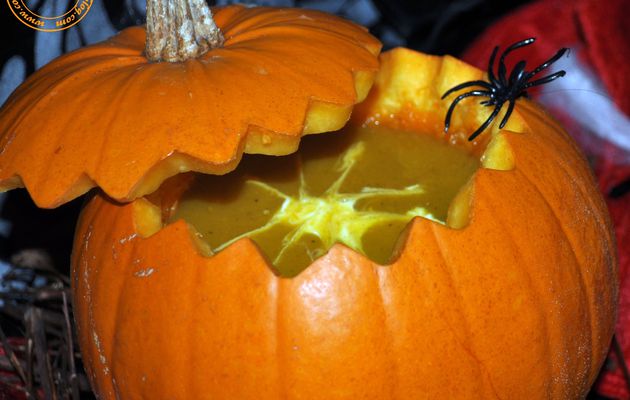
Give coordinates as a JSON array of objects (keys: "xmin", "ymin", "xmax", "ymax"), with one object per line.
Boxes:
[
  {"xmin": 463, "ymin": 0, "xmax": 630, "ymax": 397},
  {"xmin": 463, "ymin": 0, "xmax": 630, "ymax": 116},
  {"xmin": 464, "ymin": 0, "xmax": 576, "ymax": 78},
  {"xmin": 0, "ymin": 339, "xmax": 28, "ymax": 400},
  {"xmin": 577, "ymin": 0, "xmax": 630, "ymax": 116}
]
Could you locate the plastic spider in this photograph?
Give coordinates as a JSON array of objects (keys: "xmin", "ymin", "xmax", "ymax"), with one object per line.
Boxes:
[{"xmin": 442, "ymin": 38, "xmax": 568, "ymax": 141}]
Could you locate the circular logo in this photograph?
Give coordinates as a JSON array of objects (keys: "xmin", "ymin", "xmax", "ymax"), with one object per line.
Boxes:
[{"xmin": 7, "ymin": 0, "xmax": 93, "ymax": 32}]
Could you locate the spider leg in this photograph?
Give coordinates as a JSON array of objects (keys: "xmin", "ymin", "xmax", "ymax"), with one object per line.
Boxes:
[
  {"xmin": 508, "ymin": 60, "xmax": 527, "ymax": 86},
  {"xmin": 441, "ymin": 80, "xmax": 493, "ymax": 99},
  {"xmin": 469, "ymin": 104, "xmax": 503, "ymax": 141},
  {"xmin": 522, "ymin": 70, "xmax": 566, "ymax": 89},
  {"xmin": 526, "ymin": 47, "xmax": 568, "ymax": 79},
  {"xmin": 443, "ymin": 90, "xmax": 492, "ymax": 132},
  {"xmin": 502, "ymin": 38, "xmax": 536, "ymax": 56},
  {"xmin": 498, "ymin": 98, "xmax": 516, "ymax": 129},
  {"xmin": 498, "ymin": 38, "xmax": 535, "ymax": 85}
]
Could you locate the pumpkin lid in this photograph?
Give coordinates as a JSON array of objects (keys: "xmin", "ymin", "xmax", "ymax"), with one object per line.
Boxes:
[{"xmin": 0, "ymin": 4, "xmax": 381, "ymax": 208}]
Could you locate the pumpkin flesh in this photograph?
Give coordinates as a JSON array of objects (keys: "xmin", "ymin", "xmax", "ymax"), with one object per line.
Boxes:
[{"xmin": 169, "ymin": 125, "xmax": 480, "ymax": 276}]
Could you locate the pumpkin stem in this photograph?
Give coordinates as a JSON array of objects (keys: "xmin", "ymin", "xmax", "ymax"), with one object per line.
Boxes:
[{"xmin": 146, "ymin": 0, "xmax": 224, "ymax": 62}]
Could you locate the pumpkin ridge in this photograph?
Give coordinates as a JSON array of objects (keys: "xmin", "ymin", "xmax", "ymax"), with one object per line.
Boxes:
[
  {"xmin": 514, "ymin": 167, "xmax": 594, "ymax": 388},
  {"xmin": 107, "ymin": 240, "xmax": 135, "ymax": 395},
  {"xmin": 506, "ymin": 146, "xmax": 597, "ymax": 387},
  {"xmin": 213, "ymin": 46, "xmax": 355, "ymax": 108},
  {"xmin": 0, "ymin": 57, "xmax": 121, "ymax": 139},
  {"xmin": 428, "ymin": 223, "xmax": 493, "ymax": 396},
  {"xmin": 78, "ymin": 224, "xmax": 113, "ymax": 396},
  {"xmin": 375, "ymin": 268, "xmax": 400, "ymax": 398},
  {"xmin": 189, "ymin": 263, "xmax": 205, "ymax": 397},
  {"xmin": 473, "ymin": 171, "xmax": 555, "ymax": 394},
  {"xmin": 226, "ymin": 31, "xmax": 377, "ymax": 76},
  {"xmin": 517, "ymin": 101, "xmax": 588, "ymax": 166},
  {"xmin": 101, "ymin": 28, "xmax": 147, "ymax": 54},
  {"xmin": 275, "ymin": 277, "xmax": 287, "ymax": 399},
  {"xmin": 19, "ymin": 46, "xmax": 144, "ymax": 97},
  {"xmin": 15, "ymin": 41, "xmax": 143, "ymax": 87},
  {"xmin": 181, "ymin": 241, "xmax": 200, "ymax": 397},
  {"xmin": 93, "ymin": 210, "xmax": 134, "ymax": 399},
  {"xmin": 516, "ymin": 102, "xmax": 611, "ymax": 235},
  {"xmin": 84, "ymin": 197, "xmax": 141, "ymax": 398},
  {"xmin": 297, "ymin": 35, "xmax": 377, "ymax": 80},
  {"xmin": 226, "ymin": 24, "xmax": 375, "ymax": 56},
  {"xmin": 36, "ymin": 172, "xmax": 97, "ymax": 209},
  {"xmin": 0, "ymin": 56, "xmax": 145, "ymax": 184},
  {"xmin": 468, "ymin": 161, "xmax": 614, "ymax": 397},
  {"xmin": 218, "ymin": 6, "xmax": 376, "ymax": 49},
  {"xmin": 514, "ymin": 103, "xmax": 616, "ymax": 383},
  {"xmin": 212, "ymin": 5, "xmax": 282, "ymax": 34},
  {"xmin": 92, "ymin": 68, "xmax": 145, "ymax": 188}
]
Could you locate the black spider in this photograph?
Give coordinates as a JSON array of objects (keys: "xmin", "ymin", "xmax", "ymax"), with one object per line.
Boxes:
[{"xmin": 442, "ymin": 38, "xmax": 568, "ymax": 141}]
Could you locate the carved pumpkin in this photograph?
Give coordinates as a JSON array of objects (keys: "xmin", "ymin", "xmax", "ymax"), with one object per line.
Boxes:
[
  {"xmin": 70, "ymin": 48, "xmax": 617, "ymax": 399},
  {"xmin": 0, "ymin": 0, "xmax": 617, "ymax": 398}
]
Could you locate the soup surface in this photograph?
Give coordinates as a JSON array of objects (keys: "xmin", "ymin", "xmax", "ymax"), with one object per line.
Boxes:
[{"xmin": 170, "ymin": 126, "xmax": 479, "ymax": 276}]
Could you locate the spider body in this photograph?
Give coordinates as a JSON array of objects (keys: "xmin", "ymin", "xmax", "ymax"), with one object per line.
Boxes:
[{"xmin": 443, "ymin": 38, "xmax": 568, "ymax": 141}]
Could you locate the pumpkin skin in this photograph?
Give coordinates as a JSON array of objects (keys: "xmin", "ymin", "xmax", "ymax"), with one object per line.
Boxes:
[
  {"xmin": 0, "ymin": 5, "xmax": 380, "ymax": 208},
  {"xmin": 72, "ymin": 48, "xmax": 617, "ymax": 399}
]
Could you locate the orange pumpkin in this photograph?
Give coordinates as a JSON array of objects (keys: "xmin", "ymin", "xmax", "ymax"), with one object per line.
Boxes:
[
  {"xmin": 70, "ymin": 48, "xmax": 617, "ymax": 399},
  {"xmin": 0, "ymin": 0, "xmax": 617, "ymax": 397},
  {"xmin": 0, "ymin": 3, "xmax": 380, "ymax": 208}
]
